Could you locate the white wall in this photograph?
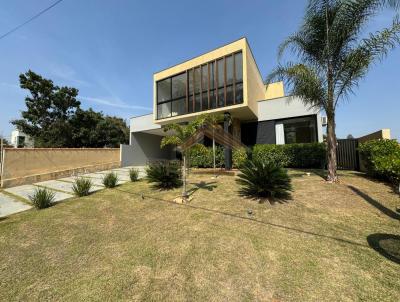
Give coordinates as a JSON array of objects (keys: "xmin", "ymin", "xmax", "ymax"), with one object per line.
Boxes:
[
  {"xmin": 258, "ymin": 96, "xmax": 319, "ymax": 121},
  {"xmin": 258, "ymin": 96, "xmax": 323, "ymax": 143},
  {"xmin": 130, "ymin": 114, "xmax": 160, "ymax": 134}
]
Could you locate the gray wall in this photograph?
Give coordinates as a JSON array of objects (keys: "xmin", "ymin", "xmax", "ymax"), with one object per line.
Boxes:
[
  {"xmin": 258, "ymin": 96, "xmax": 323, "ymax": 143},
  {"xmin": 121, "ymin": 133, "xmax": 175, "ymax": 167}
]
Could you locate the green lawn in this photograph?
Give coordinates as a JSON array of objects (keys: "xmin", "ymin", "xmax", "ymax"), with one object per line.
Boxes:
[{"xmin": 0, "ymin": 170, "xmax": 399, "ymax": 301}]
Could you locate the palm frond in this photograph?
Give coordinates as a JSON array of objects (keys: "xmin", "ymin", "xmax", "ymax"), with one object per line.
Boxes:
[{"xmin": 266, "ymin": 63, "xmax": 327, "ymax": 109}]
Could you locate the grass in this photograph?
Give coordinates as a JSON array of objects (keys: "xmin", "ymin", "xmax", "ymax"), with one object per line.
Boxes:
[{"xmin": 0, "ymin": 170, "xmax": 399, "ymax": 301}]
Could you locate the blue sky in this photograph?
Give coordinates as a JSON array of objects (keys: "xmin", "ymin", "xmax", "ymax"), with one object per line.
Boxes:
[{"xmin": 0, "ymin": 0, "xmax": 399, "ymax": 140}]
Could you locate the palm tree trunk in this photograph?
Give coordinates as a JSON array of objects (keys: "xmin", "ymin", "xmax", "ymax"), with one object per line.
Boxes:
[
  {"xmin": 326, "ymin": 110, "xmax": 338, "ymax": 182},
  {"xmin": 182, "ymin": 152, "xmax": 188, "ymax": 198},
  {"xmin": 213, "ymin": 136, "xmax": 216, "ymax": 178}
]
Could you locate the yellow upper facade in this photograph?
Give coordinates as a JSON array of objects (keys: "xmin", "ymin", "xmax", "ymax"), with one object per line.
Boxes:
[{"xmin": 153, "ymin": 38, "xmax": 284, "ymax": 124}]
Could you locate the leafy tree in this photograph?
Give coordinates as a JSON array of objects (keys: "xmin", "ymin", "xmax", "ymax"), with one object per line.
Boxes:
[
  {"xmin": 12, "ymin": 71, "xmax": 129, "ymax": 148},
  {"xmin": 95, "ymin": 115, "xmax": 129, "ymax": 147},
  {"xmin": 12, "ymin": 70, "xmax": 80, "ymax": 147},
  {"xmin": 266, "ymin": 0, "xmax": 400, "ymax": 182}
]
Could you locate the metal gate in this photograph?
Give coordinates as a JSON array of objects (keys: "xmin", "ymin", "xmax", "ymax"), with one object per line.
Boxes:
[{"xmin": 337, "ymin": 139, "xmax": 359, "ymax": 170}]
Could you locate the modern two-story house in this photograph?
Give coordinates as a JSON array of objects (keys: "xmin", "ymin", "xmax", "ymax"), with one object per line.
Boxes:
[{"xmin": 126, "ymin": 38, "xmax": 324, "ymax": 168}]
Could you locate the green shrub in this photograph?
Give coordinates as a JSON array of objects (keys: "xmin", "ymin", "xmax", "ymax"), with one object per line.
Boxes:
[
  {"xmin": 189, "ymin": 145, "xmax": 225, "ymax": 168},
  {"xmin": 146, "ymin": 161, "xmax": 183, "ymax": 189},
  {"xmin": 102, "ymin": 172, "xmax": 119, "ymax": 188},
  {"xmin": 29, "ymin": 188, "xmax": 55, "ymax": 209},
  {"xmin": 72, "ymin": 177, "xmax": 93, "ymax": 196},
  {"xmin": 284, "ymin": 143, "xmax": 326, "ymax": 168},
  {"xmin": 253, "ymin": 144, "xmax": 291, "ymax": 167},
  {"xmin": 236, "ymin": 158, "xmax": 292, "ymax": 199},
  {"xmin": 253, "ymin": 143, "xmax": 326, "ymax": 168},
  {"xmin": 359, "ymin": 139, "xmax": 400, "ymax": 185},
  {"xmin": 189, "ymin": 144, "xmax": 212, "ymax": 168},
  {"xmin": 129, "ymin": 168, "xmax": 140, "ymax": 182},
  {"xmin": 233, "ymin": 147, "xmax": 248, "ymax": 169}
]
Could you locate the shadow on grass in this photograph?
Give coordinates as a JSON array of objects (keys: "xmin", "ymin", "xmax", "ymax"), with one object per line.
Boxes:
[
  {"xmin": 367, "ymin": 233, "xmax": 400, "ymax": 265},
  {"xmin": 115, "ymin": 188, "xmax": 367, "ymax": 249},
  {"xmin": 348, "ymin": 185, "xmax": 400, "ymax": 220},
  {"xmin": 187, "ymin": 181, "xmax": 217, "ymax": 196}
]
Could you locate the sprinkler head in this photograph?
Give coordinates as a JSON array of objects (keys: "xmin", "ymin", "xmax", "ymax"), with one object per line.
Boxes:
[{"xmin": 247, "ymin": 209, "xmax": 253, "ymax": 215}]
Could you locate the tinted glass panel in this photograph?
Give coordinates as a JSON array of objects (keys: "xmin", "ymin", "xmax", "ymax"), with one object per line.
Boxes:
[
  {"xmin": 172, "ymin": 73, "xmax": 186, "ymax": 99},
  {"xmin": 188, "ymin": 70, "xmax": 193, "ymax": 94},
  {"xmin": 235, "ymin": 83, "xmax": 243, "ymax": 104},
  {"xmin": 283, "ymin": 117, "xmax": 316, "ymax": 144},
  {"xmin": 171, "ymin": 98, "xmax": 185, "ymax": 117},
  {"xmin": 210, "ymin": 62, "xmax": 215, "ymax": 89},
  {"xmin": 157, "ymin": 78, "xmax": 171, "ymax": 103},
  {"xmin": 235, "ymin": 52, "xmax": 243, "ymax": 82},
  {"xmin": 226, "ymin": 55, "xmax": 233, "ymax": 85},
  {"xmin": 195, "ymin": 94, "xmax": 201, "ymax": 112},
  {"xmin": 188, "ymin": 95, "xmax": 193, "ymax": 113},
  {"xmin": 218, "ymin": 88, "xmax": 224, "ymax": 107},
  {"xmin": 209, "ymin": 89, "xmax": 216, "ymax": 109},
  {"xmin": 226, "ymin": 85, "xmax": 233, "ymax": 105},
  {"xmin": 217, "ymin": 58, "xmax": 224, "ymax": 88},
  {"xmin": 202, "ymin": 92, "xmax": 208, "ymax": 110},
  {"xmin": 194, "ymin": 67, "xmax": 201, "ymax": 94},
  {"xmin": 157, "ymin": 103, "xmax": 171, "ymax": 119},
  {"xmin": 201, "ymin": 65, "xmax": 208, "ymax": 92}
]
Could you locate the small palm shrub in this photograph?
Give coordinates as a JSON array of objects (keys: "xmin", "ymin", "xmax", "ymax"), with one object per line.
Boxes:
[
  {"xmin": 29, "ymin": 188, "xmax": 55, "ymax": 209},
  {"xmin": 72, "ymin": 177, "xmax": 93, "ymax": 196},
  {"xmin": 102, "ymin": 172, "xmax": 119, "ymax": 188},
  {"xmin": 236, "ymin": 158, "xmax": 292, "ymax": 199},
  {"xmin": 146, "ymin": 161, "xmax": 182, "ymax": 189},
  {"xmin": 129, "ymin": 168, "xmax": 140, "ymax": 182}
]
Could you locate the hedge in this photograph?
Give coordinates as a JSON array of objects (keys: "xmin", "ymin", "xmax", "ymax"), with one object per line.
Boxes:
[
  {"xmin": 188, "ymin": 142, "xmax": 326, "ymax": 170},
  {"xmin": 189, "ymin": 144, "xmax": 224, "ymax": 168},
  {"xmin": 359, "ymin": 139, "xmax": 400, "ymax": 185},
  {"xmin": 253, "ymin": 143, "xmax": 326, "ymax": 169}
]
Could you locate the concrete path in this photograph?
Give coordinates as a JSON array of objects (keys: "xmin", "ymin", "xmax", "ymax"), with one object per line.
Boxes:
[
  {"xmin": 0, "ymin": 166, "xmax": 146, "ymax": 218},
  {"xmin": 0, "ymin": 193, "xmax": 32, "ymax": 218},
  {"xmin": 4, "ymin": 185, "xmax": 74, "ymax": 202},
  {"xmin": 35, "ymin": 179, "xmax": 103, "ymax": 194}
]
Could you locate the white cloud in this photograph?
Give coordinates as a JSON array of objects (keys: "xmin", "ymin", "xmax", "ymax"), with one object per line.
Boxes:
[{"xmin": 80, "ymin": 96, "xmax": 152, "ymax": 111}]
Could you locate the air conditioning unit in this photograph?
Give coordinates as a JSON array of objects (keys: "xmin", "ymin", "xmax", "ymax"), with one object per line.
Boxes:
[{"xmin": 321, "ymin": 116, "xmax": 328, "ymax": 126}]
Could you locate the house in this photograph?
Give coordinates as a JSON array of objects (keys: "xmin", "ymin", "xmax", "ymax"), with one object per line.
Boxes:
[
  {"xmin": 127, "ymin": 38, "xmax": 324, "ymax": 168},
  {"xmin": 10, "ymin": 129, "xmax": 34, "ymax": 148}
]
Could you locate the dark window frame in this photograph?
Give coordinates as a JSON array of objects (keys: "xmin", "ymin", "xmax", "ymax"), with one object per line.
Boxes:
[{"xmin": 156, "ymin": 51, "xmax": 243, "ymax": 120}]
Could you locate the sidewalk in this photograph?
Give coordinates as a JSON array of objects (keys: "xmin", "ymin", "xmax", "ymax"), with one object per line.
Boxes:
[{"xmin": 0, "ymin": 166, "xmax": 146, "ymax": 218}]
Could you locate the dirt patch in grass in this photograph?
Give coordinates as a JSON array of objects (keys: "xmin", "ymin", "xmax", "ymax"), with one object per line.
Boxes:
[{"xmin": 0, "ymin": 170, "xmax": 399, "ymax": 301}]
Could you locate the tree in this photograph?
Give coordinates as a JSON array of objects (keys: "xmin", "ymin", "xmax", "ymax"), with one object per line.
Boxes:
[
  {"xmin": 160, "ymin": 117, "xmax": 205, "ymax": 199},
  {"xmin": 197, "ymin": 113, "xmax": 226, "ymax": 177},
  {"xmin": 12, "ymin": 71, "xmax": 129, "ymax": 148},
  {"xmin": 12, "ymin": 70, "xmax": 80, "ymax": 147},
  {"xmin": 266, "ymin": 0, "xmax": 400, "ymax": 182}
]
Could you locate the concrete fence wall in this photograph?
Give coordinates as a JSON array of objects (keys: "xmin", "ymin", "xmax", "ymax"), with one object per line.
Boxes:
[{"xmin": 1, "ymin": 148, "xmax": 120, "ymax": 187}]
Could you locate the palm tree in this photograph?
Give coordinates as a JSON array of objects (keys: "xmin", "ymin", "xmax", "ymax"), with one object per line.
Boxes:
[
  {"xmin": 198, "ymin": 113, "xmax": 228, "ymax": 177},
  {"xmin": 266, "ymin": 0, "xmax": 400, "ymax": 182},
  {"xmin": 160, "ymin": 118, "xmax": 204, "ymax": 198}
]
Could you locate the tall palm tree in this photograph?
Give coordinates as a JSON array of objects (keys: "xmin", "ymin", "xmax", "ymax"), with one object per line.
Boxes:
[{"xmin": 266, "ymin": 0, "xmax": 400, "ymax": 182}]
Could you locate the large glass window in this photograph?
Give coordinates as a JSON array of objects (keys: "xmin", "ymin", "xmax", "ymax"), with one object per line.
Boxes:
[
  {"xmin": 156, "ymin": 51, "xmax": 243, "ymax": 119},
  {"xmin": 283, "ymin": 116, "xmax": 317, "ymax": 144},
  {"xmin": 172, "ymin": 73, "xmax": 186, "ymax": 99},
  {"xmin": 157, "ymin": 78, "xmax": 171, "ymax": 103}
]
